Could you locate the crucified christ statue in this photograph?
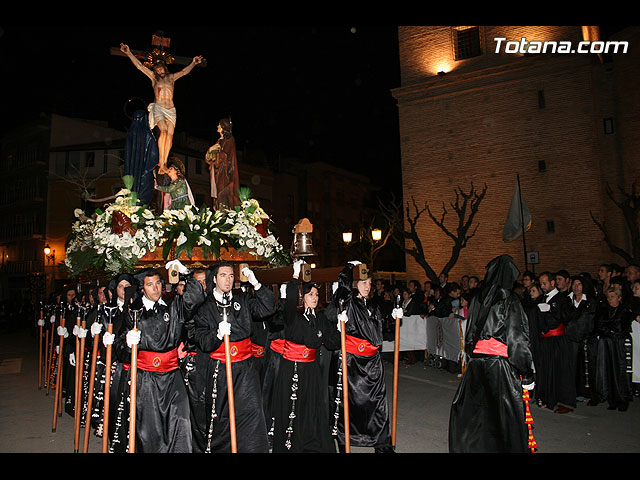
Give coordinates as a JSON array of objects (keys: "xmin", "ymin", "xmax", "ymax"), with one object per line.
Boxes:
[{"xmin": 120, "ymin": 42, "xmax": 204, "ymax": 173}]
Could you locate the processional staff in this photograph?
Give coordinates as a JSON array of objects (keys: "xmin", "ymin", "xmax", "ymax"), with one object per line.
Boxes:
[
  {"xmin": 101, "ymin": 304, "xmax": 119, "ymax": 453},
  {"xmin": 52, "ymin": 303, "xmax": 69, "ymax": 432},
  {"xmin": 392, "ymin": 295, "xmax": 403, "ymax": 448},
  {"xmin": 337, "ymin": 299, "xmax": 351, "ymax": 453},
  {"xmin": 46, "ymin": 302, "xmax": 61, "ymax": 396},
  {"xmin": 128, "ymin": 308, "xmax": 143, "ymax": 453},
  {"xmin": 83, "ymin": 303, "xmax": 103, "ymax": 453},
  {"xmin": 74, "ymin": 304, "xmax": 88, "ymax": 453},
  {"xmin": 38, "ymin": 302, "xmax": 44, "ymax": 389},
  {"xmin": 221, "ymin": 299, "xmax": 238, "ymax": 453}
]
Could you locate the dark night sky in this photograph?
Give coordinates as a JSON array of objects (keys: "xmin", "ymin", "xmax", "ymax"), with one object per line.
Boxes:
[{"xmin": 0, "ymin": 24, "xmax": 402, "ymax": 188}]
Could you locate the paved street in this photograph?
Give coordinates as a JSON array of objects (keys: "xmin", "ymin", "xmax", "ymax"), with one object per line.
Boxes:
[{"xmin": 1, "ymin": 324, "xmax": 639, "ymax": 455}]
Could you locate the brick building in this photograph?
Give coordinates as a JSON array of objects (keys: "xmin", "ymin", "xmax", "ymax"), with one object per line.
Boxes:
[{"xmin": 392, "ymin": 26, "xmax": 639, "ymax": 283}]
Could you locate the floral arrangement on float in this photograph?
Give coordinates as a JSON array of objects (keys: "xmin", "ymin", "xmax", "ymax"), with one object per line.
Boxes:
[{"xmin": 64, "ymin": 178, "xmax": 289, "ymax": 277}]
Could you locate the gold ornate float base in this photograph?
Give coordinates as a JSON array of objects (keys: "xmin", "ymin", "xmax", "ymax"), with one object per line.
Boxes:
[{"xmin": 136, "ymin": 244, "xmax": 261, "ymax": 271}]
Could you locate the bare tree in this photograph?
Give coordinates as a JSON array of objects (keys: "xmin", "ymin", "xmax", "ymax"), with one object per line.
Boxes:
[
  {"xmin": 590, "ymin": 182, "xmax": 640, "ymax": 264},
  {"xmin": 380, "ymin": 183, "xmax": 488, "ymax": 282}
]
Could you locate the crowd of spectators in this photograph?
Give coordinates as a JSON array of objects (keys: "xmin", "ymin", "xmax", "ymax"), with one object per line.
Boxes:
[{"xmin": 368, "ymin": 263, "xmax": 640, "ymax": 412}]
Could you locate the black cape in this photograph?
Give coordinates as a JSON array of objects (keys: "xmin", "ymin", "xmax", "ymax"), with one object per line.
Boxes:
[
  {"xmin": 449, "ymin": 255, "xmax": 535, "ymax": 453},
  {"xmin": 271, "ymin": 278, "xmax": 340, "ymax": 453},
  {"xmin": 113, "ymin": 294, "xmax": 192, "ymax": 453},
  {"xmin": 124, "ymin": 109, "xmax": 159, "ymax": 206},
  {"xmin": 192, "ymin": 282, "xmax": 276, "ymax": 453},
  {"xmin": 326, "ymin": 263, "xmax": 392, "ymax": 449}
]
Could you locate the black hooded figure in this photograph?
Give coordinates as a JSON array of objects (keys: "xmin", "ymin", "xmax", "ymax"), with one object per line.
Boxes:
[
  {"xmin": 449, "ymin": 255, "xmax": 535, "ymax": 453},
  {"xmin": 124, "ymin": 109, "xmax": 159, "ymax": 206}
]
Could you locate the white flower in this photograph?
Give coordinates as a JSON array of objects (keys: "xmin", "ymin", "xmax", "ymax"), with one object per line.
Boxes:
[{"xmin": 177, "ymin": 232, "xmax": 187, "ymax": 246}]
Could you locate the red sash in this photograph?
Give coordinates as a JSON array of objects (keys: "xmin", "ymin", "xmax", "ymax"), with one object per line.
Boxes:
[
  {"xmin": 473, "ymin": 338, "xmax": 508, "ymax": 357},
  {"xmin": 283, "ymin": 340, "xmax": 316, "ymax": 362},
  {"xmin": 210, "ymin": 337, "xmax": 253, "ymax": 363},
  {"xmin": 124, "ymin": 348, "xmax": 179, "ymax": 372},
  {"xmin": 252, "ymin": 343, "xmax": 265, "ymax": 358},
  {"xmin": 541, "ymin": 324, "xmax": 565, "ymax": 337},
  {"xmin": 270, "ymin": 338, "xmax": 285, "ymax": 354},
  {"xmin": 345, "ymin": 334, "xmax": 380, "ymax": 357}
]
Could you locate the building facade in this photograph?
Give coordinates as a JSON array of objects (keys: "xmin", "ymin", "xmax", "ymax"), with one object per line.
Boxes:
[{"xmin": 393, "ymin": 26, "xmax": 638, "ymax": 283}]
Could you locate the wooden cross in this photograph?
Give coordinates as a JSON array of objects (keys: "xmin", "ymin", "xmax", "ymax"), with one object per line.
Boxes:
[{"xmin": 110, "ymin": 30, "xmax": 207, "ymax": 67}]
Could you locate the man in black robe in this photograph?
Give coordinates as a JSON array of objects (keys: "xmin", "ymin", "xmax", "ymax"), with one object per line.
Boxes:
[
  {"xmin": 191, "ymin": 260, "xmax": 276, "ymax": 453},
  {"xmin": 536, "ymin": 271, "xmax": 575, "ymax": 413},
  {"xmin": 114, "ymin": 267, "xmax": 192, "ymax": 453},
  {"xmin": 449, "ymin": 255, "xmax": 535, "ymax": 453}
]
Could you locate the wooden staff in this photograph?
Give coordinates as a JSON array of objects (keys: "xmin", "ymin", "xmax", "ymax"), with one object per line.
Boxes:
[
  {"xmin": 392, "ymin": 295, "xmax": 402, "ymax": 447},
  {"xmin": 74, "ymin": 307, "xmax": 88, "ymax": 453},
  {"xmin": 101, "ymin": 306, "xmax": 117, "ymax": 453},
  {"xmin": 52, "ymin": 307, "xmax": 67, "ymax": 432},
  {"xmin": 38, "ymin": 303, "xmax": 44, "ymax": 389},
  {"xmin": 338, "ymin": 299, "xmax": 350, "ymax": 453},
  {"xmin": 44, "ymin": 327, "xmax": 50, "ymax": 391},
  {"xmin": 73, "ymin": 307, "xmax": 84, "ymax": 452},
  {"xmin": 458, "ymin": 318, "xmax": 466, "ymax": 377},
  {"xmin": 46, "ymin": 304, "xmax": 60, "ymax": 396},
  {"xmin": 222, "ymin": 304, "xmax": 238, "ymax": 453},
  {"xmin": 128, "ymin": 309, "xmax": 142, "ymax": 453},
  {"xmin": 83, "ymin": 308, "xmax": 101, "ymax": 453},
  {"xmin": 340, "ymin": 318, "xmax": 351, "ymax": 453}
]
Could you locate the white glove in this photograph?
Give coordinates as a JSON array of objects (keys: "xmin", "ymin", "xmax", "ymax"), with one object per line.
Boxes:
[
  {"xmin": 217, "ymin": 320, "xmax": 231, "ymax": 340},
  {"xmin": 165, "ymin": 259, "xmax": 189, "ymax": 274},
  {"xmin": 537, "ymin": 303, "xmax": 550, "ymax": 312},
  {"xmin": 126, "ymin": 329, "xmax": 141, "ymax": 348},
  {"xmin": 348, "ymin": 260, "xmax": 362, "ymax": 266},
  {"xmin": 292, "ymin": 259, "xmax": 304, "ymax": 277},
  {"xmin": 57, "ymin": 326, "xmax": 68, "ymax": 338},
  {"xmin": 69, "ymin": 353, "xmax": 76, "ymax": 366},
  {"xmin": 337, "ymin": 311, "xmax": 348, "ymax": 332},
  {"xmin": 102, "ymin": 332, "xmax": 115, "ymax": 347},
  {"xmin": 392, "ymin": 307, "xmax": 404, "ymax": 319},
  {"xmin": 50, "ymin": 314, "xmax": 56, "ymax": 324},
  {"xmin": 77, "ymin": 327, "xmax": 87, "ymax": 339},
  {"xmin": 280, "ymin": 283, "xmax": 287, "ymax": 299},
  {"xmin": 37, "ymin": 319, "xmax": 45, "ymax": 327},
  {"xmin": 91, "ymin": 322, "xmax": 103, "ymax": 336},
  {"xmin": 332, "ymin": 282, "xmax": 339, "ymax": 294},
  {"xmin": 73, "ymin": 324, "xmax": 80, "ymax": 336},
  {"xmin": 523, "ymin": 381, "xmax": 535, "ymax": 391},
  {"xmin": 242, "ymin": 267, "xmax": 260, "ymax": 289}
]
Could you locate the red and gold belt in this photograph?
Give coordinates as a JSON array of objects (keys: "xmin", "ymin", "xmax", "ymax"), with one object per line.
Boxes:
[
  {"xmin": 473, "ymin": 337, "xmax": 508, "ymax": 357},
  {"xmin": 124, "ymin": 348, "xmax": 179, "ymax": 372},
  {"xmin": 283, "ymin": 340, "xmax": 316, "ymax": 362},
  {"xmin": 210, "ymin": 337, "xmax": 253, "ymax": 363},
  {"xmin": 345, "ymin": 334, "xmax": 380, "ymax": 357}
]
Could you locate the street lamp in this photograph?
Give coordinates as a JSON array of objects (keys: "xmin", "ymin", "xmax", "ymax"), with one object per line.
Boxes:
[
  {"xmin": 44, "ymin": 244, "xmax": 55, "ymax": 264},
  {"xmin": 342, "ymin": 231, "xmax": 353, "ymax": 244},
  {"xmin": 371, "ymin": 228, "xmax": 382, "ymax": 242}
]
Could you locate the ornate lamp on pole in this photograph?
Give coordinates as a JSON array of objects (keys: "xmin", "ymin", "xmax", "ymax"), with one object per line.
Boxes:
[{"xmin": 44, "ymin": 244, "xmax": 56, "ymax": 264}]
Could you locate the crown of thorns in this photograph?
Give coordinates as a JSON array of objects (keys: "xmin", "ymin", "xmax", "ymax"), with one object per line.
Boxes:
[{"xmin": 143, "ymin": 48, "xmax": 175, "ymax": 69}]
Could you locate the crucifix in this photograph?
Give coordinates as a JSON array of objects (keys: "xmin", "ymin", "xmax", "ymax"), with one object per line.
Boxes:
[{"xmin": 111, "ymin": 31, "xmax": 206, "ymax": 174}]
